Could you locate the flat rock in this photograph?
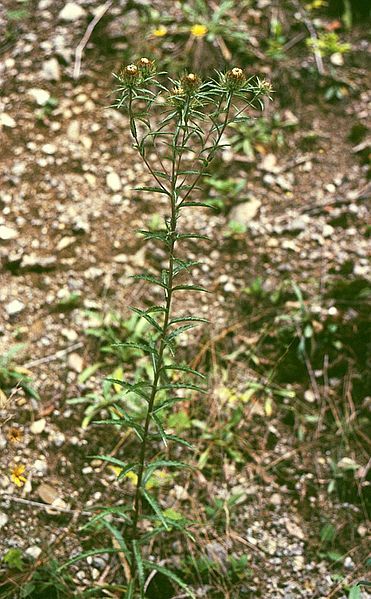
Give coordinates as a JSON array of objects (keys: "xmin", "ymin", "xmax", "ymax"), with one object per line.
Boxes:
[
  {"xmin": 229, "ymin": 198, "xmax": 262, "ymax": 225},
  {"xmin": 0, "ymin": 113, "xmax": 16, "ymax": 128},
  {"xmin": 68, "ymin": 352, "xmax": 83, "ymax": 373},
  {"xmin": 106, "ymin": 171, "xmax": 122, "ymax": 192},
  {"xmin": 30, "ymin": 418, "xmax": 46, "ymax": 435},
  {"xmin": 0, "ymin": 225, "xmax": 18, "ymax": 241},
  {"xmin": 285, "ymin": 520, "xmax": 305, "ymax": 540},
  {"xmin": 20, "ymin": 254, "xmax": 57, "ymax": 270},
  {"xmin": 28, "ymin": 88, "xmax": 51, "ymax": 106},
  {"xmin": 59, "ymin": 2, "xmax": 86, "ymax": 21},
  {"xmin": 0, "ymin": 513, "xmax": 8, "ymax": 529},
  {"xmin": 42, "ymin": 57, "xmax": 60, "ymax": 81},
  {"xmin": 25, "ymin": 546, "xmax": 42, "ymax": 560},
  {"xmin": 41, "ymin": 143, "xmax": 57, "ymax": 155},
  {"xmin": 5, "ymin": 299, "xmax": 25, "ymax": 316},
  {"xmin": 37, "ymin": 483, "xmax": 60, "ymax": 504}
]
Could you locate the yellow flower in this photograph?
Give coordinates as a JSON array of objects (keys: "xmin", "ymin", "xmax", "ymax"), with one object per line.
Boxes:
[
  {"xmin": 190, "ymin": 24, "xmax": 208, "ymax": 38},
  {"xmin": 11, "ymin": 464, "xmax": 27, "ymax": 488},
  {"xmin": 152, "ymin": 25, "xmax": 168, "ymax": 37}
]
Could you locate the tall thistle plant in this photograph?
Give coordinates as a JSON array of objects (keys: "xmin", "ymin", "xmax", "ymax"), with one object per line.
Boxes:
[{"xmin": 69, "ymin": 60, "xmax": 271, "ymax": 598}]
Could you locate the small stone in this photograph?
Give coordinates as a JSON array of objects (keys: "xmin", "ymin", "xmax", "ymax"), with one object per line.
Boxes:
[
  {"xmin": 344, "ymin": 556, "xmax": 355, "ymax": 569},
  {"xmin": 285, "ymin": 520, "xmax": 305, "ymax": 540},
  {"xmin": 330, "ymin": 52, "xmax": 344, "ymax": 66},
  {"xmin": 304, "ymin": 389, "xmax": 316, "ymax": 403},
  {"xmin": 259, "ymin": 153, "xmax": 278, "ymax": 172},
  {"xmin": 21, "ymin": 254, "xmax": 57, "ymax": 270},
  {"xmin": 61, "ymin": 328, "xmax": 78, "ymax": 342},
  {"xmin": 67, "ymin": 120, "xmax": 80, "ymax": 141},
  {"xmin": 42, "ymin": 57, "xmax": 60, "ymax": 81},
  {"xmin": 37, "ymin": 483, "xmax": 60, "ymax": 504},
  {"xmin": 293, "ymin": 555, "xmax": 305, "ymax": 570},
  {"xmin": 25, "ymin": 546, "xmax": 42, "ymax": 560},
  {"xmin": 57, "ymin": 236, "xmax": 75, "ymax": 251},
  {"xmin": 41, "ymin": 143, "xmax": 57, "ymax": 155},
  {"xmin": 33, "ymin": 459, "xmax": 48, "ymax": 475},
  {"xmin": 106, "ymin": 171, "xmax": 122, "ymax": 192},
  {"xmin": 68, "ymin": 353, "xmax": 83, "ymax": 374},
  {"xmin": 0, "ymin": 113, "xmax": 16, "ymax": 128},
  {"xmin": 50, "ymin": 431, "xmax": 65, "ymax": 447},
  {"xmin": 6, "ymin": 300, "xmax": 25, "ymax": 316},
  {"xmin": 322, "ymin": 224, "xmax": 334, "ymax": 238},
  {"xmin": 30, "ymin": 418, "xmax": 46, "ymax": 435},
  {"xmin": 59, "ymin": 2, "xmax": 86, "ymax": 21},
  {"xmin": 0, "ymin": 512, "xmax": 9, "ymax": 529},
  {"xmin": 0, "ymin": 225, "xmax": 18, "ymax": 240},
  {"xmin": 28, "ymin": 88, "xmax": 51, "ymax": 106},
  {"xmin": 269, "ymin": 493, "xmax": 282, "ymax": 506},
  {"xmin": 229, "ymin": 198, "xmax": 262, "ymax": 225}
]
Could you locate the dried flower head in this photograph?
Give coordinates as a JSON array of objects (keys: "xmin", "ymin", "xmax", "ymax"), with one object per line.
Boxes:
[
  {"xmin": 136, "ymin": 57, "xmax": 155, "ymax": 76},
  {"xmin": 180, "ymin": 73, "xmax": 202, "ymax": 94},
  {"xmin": 256, "ymin": 77, "xmax": 273, "ymax": 96},
  {"xmin": 119, "ymin": 63, "xmax": 140, "ymax": 85},
  {"xmin": 11, "ymin": 464, "xmax": 27, "ymax": 487},
  {"xmin": 224, "ymin": 67, "xmax": 247, "ymax": 90},
  {"xmin": 7, "ymin": 427, "xmax": 23, "ymax": 444}
]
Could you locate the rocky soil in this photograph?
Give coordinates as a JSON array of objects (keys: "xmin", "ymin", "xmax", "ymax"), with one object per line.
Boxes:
[{"xmin": 0, "ymin": 0, "xmax": 370, "ymax": 597}]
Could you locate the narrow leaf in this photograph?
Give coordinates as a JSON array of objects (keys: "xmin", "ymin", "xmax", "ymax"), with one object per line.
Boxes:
[
  {"xmin": 142, "ymin": 490, "xmax": 169, "ymax": 530},
  {"xmin": 142, "ymin": 561, "xmax": 195, "ymax": 598},
  {"xmin": 132, "ymin": 540, "xmax": 145, "ymax": 595},
  {"xmin": 163, "ymin": 364, "xmax": 205, "ymax": 379}
]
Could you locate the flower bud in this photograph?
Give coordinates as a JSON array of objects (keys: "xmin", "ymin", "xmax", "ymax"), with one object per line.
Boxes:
[
  {"xmin": 119, "ymin": 63, "xmax": 140, "ymax": 85},
  {"xmin": 225, "ymin": 67, "xmax": 246, "ymax": 90},
  {"xmin": 136, "ymin": 57, "xmax": 155, "ymax": 76},
  {"xmin": 180, "ymin": 73, "xmax": 202, "ymax": 94}
]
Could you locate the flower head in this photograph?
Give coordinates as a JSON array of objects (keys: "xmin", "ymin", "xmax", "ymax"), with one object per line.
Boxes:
[
  {"xmin": 7, "ymin": 427, "xmax": 23, "ymax": 444},
  {"xmin": 118, "ymin": 63, "xmax": 140, "ymax": 85},
  {"xmin": 11, "ymin": 464, "xmax": 27, "ymax": 488},
  {"xmin": 190, "ymin": 23, "xmax": 208, "ymax": 38},
  {"xmin": 180, "ymin": 73, "xmax": 202, "ymax": 94},
  {"xmin": 152, "ymin": 25, "xmax": 167, "ymax": 37},
  {"xmin": 136, "ymin": 57, "xmax": 155, "ymax": 76},
  {"xmin": 224, "ymin": 67, "xmax": 247, "ymax": 90}
]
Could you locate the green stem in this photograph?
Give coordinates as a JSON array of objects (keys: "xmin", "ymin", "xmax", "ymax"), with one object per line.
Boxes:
[{"xmin": 130, "ymin": 99, "xmax": 190, "ymax": 557}]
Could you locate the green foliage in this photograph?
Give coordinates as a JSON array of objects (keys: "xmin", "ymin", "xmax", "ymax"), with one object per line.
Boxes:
[
  {"xmin": 266, "ymin": 19, "xmax": 287, "ymax": 61},
  {"xmin": 307, "ymin": 32, "xmax": 351, "ymax": 57},
  {"xmin": 3, "ymin": 548, "xmax": 24, "ymax": 571},
  {"xmin": 0, "ymin": 344, "xmax": 39, "ymax": 400}
]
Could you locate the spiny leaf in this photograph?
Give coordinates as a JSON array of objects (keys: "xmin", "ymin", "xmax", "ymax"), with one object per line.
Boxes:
[
  {"xmin": 176, "ymin": 233, "xmax": 210, "ymax": 241},
  {"xmin": 131, "ymin": 274, "xmax": 167, "ymax": 289},
  {"xmin": 129, "ymin": 307, "xmax": 163, "ymax": 332},
  {"xmin": 80, "ymin": 506, "xmax": 132, "ymax": 530},
  {"xmin": 132, "ymin": 540, "xmax": 144, "ymax": 596},
  {"xmin": 138, "ymin": 230, "xmax": 170, "ymax": 244},
  {"xmin": 134, "ymin": 186, "xmax": 169, "ymax": 195},
  {"xmin": 142, "ymin": 561, "xmax": 196, "ymax": 598},
  {"xmin": 162, "ymin": 364, "xmax": 205, "ymax": 379},
  {"xmin": 166, "ymin": 324, "xmax": 200, "ymax": 341},
  {"xmin": 172, "ymin": 284, "xmax": 208, "ymax": 293},
  {"xmin": 169, "ymin": 316, "xmax": 209, "ymax": 325},
  {"xmin": 173, "ymin": 260, "xmax": 201, "ymax": 276},
  {"xmin": 158, "ymin": 383, "xmax": 207, "ymax": 394},
  {"xmin": 178, "ymin": 201, "xmax": 216, "ymax": 210},
  {"xmin": 111, "ymin": 342, "xmax": 158, "ymax": 357},
  {"xmin": 142, "ymin": 490, "xmax": 169, "ymax": 530}
]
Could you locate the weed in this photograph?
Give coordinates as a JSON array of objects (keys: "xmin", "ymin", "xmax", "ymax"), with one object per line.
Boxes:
[{"xmin": 64, "ymin": 61, "xmax": 271, "ymax": 597}]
